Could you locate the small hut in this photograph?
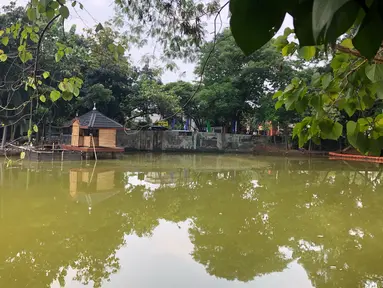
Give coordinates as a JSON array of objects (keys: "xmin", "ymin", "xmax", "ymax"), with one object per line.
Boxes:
[{"xmin": 61, "ymin": 106, "xmax": 124, "ymax": 156}]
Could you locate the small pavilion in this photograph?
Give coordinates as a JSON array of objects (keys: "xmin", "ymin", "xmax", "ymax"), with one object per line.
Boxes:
[{"xmin": 61, "ymin": 106, "xmax": 124, "ymax": 154}]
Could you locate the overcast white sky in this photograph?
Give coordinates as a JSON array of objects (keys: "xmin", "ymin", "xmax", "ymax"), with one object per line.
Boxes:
[{"xmin": 1, "ymin": 0, "xmax": 293, "ymax": 83}]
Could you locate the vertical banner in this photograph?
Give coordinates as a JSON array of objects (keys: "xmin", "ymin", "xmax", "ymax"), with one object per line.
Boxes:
[
  {"xmin": 184, "ymin": 119, "xmax": 189, "ymax": 130},
  {"xmin": 206, "ymin": 120, "xmax": 211, "ymax": 132}
]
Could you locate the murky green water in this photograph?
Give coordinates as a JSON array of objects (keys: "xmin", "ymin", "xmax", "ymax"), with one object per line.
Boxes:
[{"xmin": 1, "ymin": 154, "xmax": 383, "ymax": 288}]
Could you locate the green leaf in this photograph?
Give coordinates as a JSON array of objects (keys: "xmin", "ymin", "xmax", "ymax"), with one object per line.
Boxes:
[
  {"xmin": 311, "ymin": 72, "xmax": 321, "ymax": 87},
  {"xmin": 73, "ymin": 86, "xmax": 80, "ymax": 97},
  {"xmin": 20, "ymin": 151, "xmax": 26, "ymax": 160},
  {"xmin": 353, "ymin": 1, "xmax": 383, "ymax": 60},
  {"xmin": 117, "ymin": 44, "xmax": 124, "ymax": 55},
  {"xmin": 64, "ymin": 47, "xmax": 73, "ymax": 54},
  {"xmin": 292, "ymin": 123, "xmax": 302, "ymax": 138},
  {"xmin": 340, "ymin": 38, "xmax": 353, "ymax": 49},
  {"xmin": 325, "ymin": 1, "xmax": 360, "ymax": 43},
  {"xmin": 1, "ymin": 37, "xmax": 9, "ymax": 46},
  {"xmin": 365, "ymin": 64, "xmax": 383, "ymax": 83},
  {"xmin": 56, "ymin": 42, "xmax": 66, "ymax": 50},
  {"xmin": 285, "ymin": 86, "xmax": 305, "ymax": 110},
  {"xmin": 40, "ymin": 0, "xmax": 50, "ymax": 7},
  {"xmin": 298, "ymin": 46, "xmax": 316, "ymax": 61},
  {"xmin": 38, "ymin": 3, "xmax": 46, "ymax": 13},
  {"xmin": 39, "ymin": 95, "xmax": 46, "ymax": 102},
  {"xmin": 0, "ymin": 54, "xmax": 7, "ymax": 62},
  {"xmin": 55, "ymin": 50, "xmax": 64, "ymax": 62},
  {"xmin": 19, "ymin": 50, "xmax": 33, "ymax": 63},
  {"xmin": 376, "ymin": 81, "xmax": 383, "ymax": 99},
  {"xmin": 344, "ymin": 101, "xmax": 357, "ymax": 117},
  {"xmin": 331, "ymin": 53, "xmax": 349, "ymax": 70},
  {"xmin": 33, "ymin": 124, "xmax": 38, "ymax": 133},
  {"xmin": 324, "ymin": 122, "xmax": 343, "ymax": 140},
  {"xmin": 346, "ymin": 121, "xmax": 358, "ymax": 147},
  {"xmin": 295, "ymin": 95, "xmax": 309, "ymax": 113},
  {"xmin": 275, "ymin": 100, "xmax": 284, "ymax": 109},
  {"xmin": 319, "ymin": 118, "xmax": 333, "ymax": 134},
  {"xmin": 27, "ymin": 7, "xmax": 37, "ymax": 21},
  {"xmin": 273, "ymin": 35, "xmax": 288, "ymax": 50},
  {"xmin": 107, "ymin": 43, "xmax": 115, "ymax": 52},
  {"xmin": 283, "ymin": 27, "xmax": 293, "ymax": 37},
  {"xmin": 230, "ymin": 0, "xmax": 285, "ymax": 55},
  {"xmin": 291, "ymin": 1, "xmax": 316, "ymax": 46},
  {"xmin": 62, "ymin": 91, "xmax": 73, "ymax": 101},
  {"xmin": 58, "ymin": 82, "xmax": 65, "ymax": 91},
  {"xmin": 59, "ymin": 6, "xmax": 70, "ymax": 19},
  {"xmin": 375, "ymin": 114, "xmax": 383, "ymax": 128},
  {"xmin": 72, "ymin": 1, "xmax": 77, "ymax": 7},
  {"xmin": 42, "ymin": 71, "xmax": 50, "ymax": 79},
  {"xmin": 30, "ymin": 32, "xmax": 39, "ymax": 43},
  {"xmin": 50, "ymin": 1, "xmax": 60, "ymax": 9},
  {"xmin": 368, "ymin": 138, "xmax": 383, "ymax": 156},
  {"xmin": 79, "ymin": 3, "xmax": 83, "ymax": 9},
  {"xmin": 65, "ymin": 82, "xmax": 74, "ymax": 93},
  {"xmin": 46, "ymin": 8, "xmax": 55, "ymax": 20},
  {"xmin": 282, "ymin": 42, "xmax": 297, "ymax": 56},
  {"xmin": 27, "ymin": 129, "xmax": 32, "ymax": 139},
  {"xmin": 310, "ymin": 95, "xmax": 322, "ymax": 111},
  {"xmin": 321, "ymin": 73, "xmax": 332, "ymax": 89},
  {"xmin": 312, "ymin": 0, "xmax": 351, "ymax": 42},
  {"xmin": 19, "ymin": 45, "xmax": 26, "ymax": 53},
  {"xmin": 95, "ymin": 23, "xmax": 104, "ymax": 32},
  {"xmin": 272, "ymin": 90, "xmax": 283, "ymax": 100},
  {"xmin": 50, "ymin": 90, "xmax": 61, "ymax": 102},
  {"xmin": 357, "ymin": 118, "xmax": 370, "ymax": 131},
  {"xmin": 284, "ymin": 84, "xmax": 295, "ymax": 93}
]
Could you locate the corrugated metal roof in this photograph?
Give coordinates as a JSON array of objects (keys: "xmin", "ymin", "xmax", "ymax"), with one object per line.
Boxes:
[{"xmin": 67, "ymin": 109, "xmax": 123, "ymax": 129}]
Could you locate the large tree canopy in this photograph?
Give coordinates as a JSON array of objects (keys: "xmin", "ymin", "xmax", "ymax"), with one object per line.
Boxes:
[
  {"xmin": 2, "ymin": 0, "xmax": 383, "ymax": 154},
  {"xmin": 192, "ymin": 29, "xmax": 307, "ymax": 131},
  {"xmin": 112, "ymin": 0, "xmax": 383, "ymax": 154}
]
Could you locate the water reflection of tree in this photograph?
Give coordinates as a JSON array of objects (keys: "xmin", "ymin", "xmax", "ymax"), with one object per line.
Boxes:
[
  {"xmin": 1, "ymin": 160, "xmax": 383, "ymax": 287},
  {"xmin": 126, "ymin": 162, "xmax": 383, "ymax": 287}
]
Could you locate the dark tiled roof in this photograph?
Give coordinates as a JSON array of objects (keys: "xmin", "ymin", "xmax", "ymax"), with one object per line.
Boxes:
[{"xmin": 70, "ymin": 109, "xmax": 123, "ymax": 129}]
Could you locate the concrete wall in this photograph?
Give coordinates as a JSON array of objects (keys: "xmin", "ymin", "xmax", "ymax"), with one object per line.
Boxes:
[{"xmin": 117, "ymin": 131, "xmax": 287, "ymax": 153}]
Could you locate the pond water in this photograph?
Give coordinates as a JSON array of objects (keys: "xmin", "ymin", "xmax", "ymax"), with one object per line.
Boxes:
[{"xmin": 0, "ymin": 153, "xmax": 383, "ymax": 288}]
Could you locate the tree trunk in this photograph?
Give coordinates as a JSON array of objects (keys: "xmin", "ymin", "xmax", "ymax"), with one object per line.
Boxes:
[
  {"xmin": 1, "ymin": 109, "xmax": 8, "ymax": 149},
  {"xmin": 1, "ymin": 126, "xmax": 7, "ymax": 150},
  {"xmin": 10, "ymin": 124, "xmax": 16, "ymax": 141}
]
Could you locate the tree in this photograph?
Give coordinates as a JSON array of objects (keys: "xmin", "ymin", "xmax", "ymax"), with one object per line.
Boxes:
[
  {"xmin": 194, "ymin": 29, "xmax": 305, "ymax": 130},
  {"xmin": 0, "ymin": 1, "xmax": 127, "ymax": 148},
  {"xmin": 226, "ymin": 0, "xmax": 383, "ymax": 154},
  {"xmin": 113, "ymin": 0, "xmax": 383, "ymax": 153},
  {"xmin": 137, "ymin": 78, "xmax": 181, "ymax": 119},
  {"xmin": 270, "ymin": 29, "xmax": 383, "ymax": 154},
  {"xmin": 3, "ymin": 0, "xmax": 383, "ymax": 153},
  {"xmin": 164, "ymin": 81, "xmax": 207, "ymax": 130}
]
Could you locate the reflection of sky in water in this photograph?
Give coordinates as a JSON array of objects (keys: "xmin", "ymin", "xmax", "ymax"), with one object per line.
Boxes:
[
  {"xmin": 125, "ymin": 173, "xmax": 161, "ymax": 192},
  {"xmin": 53, "ymin": 220, "xmax": 314, "ymax": 288}
]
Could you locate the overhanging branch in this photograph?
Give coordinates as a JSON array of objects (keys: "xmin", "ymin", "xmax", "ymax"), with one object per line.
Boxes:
[{"xmin": 336, "ymin": 45, "xmax": 383, "ymax": 64}]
